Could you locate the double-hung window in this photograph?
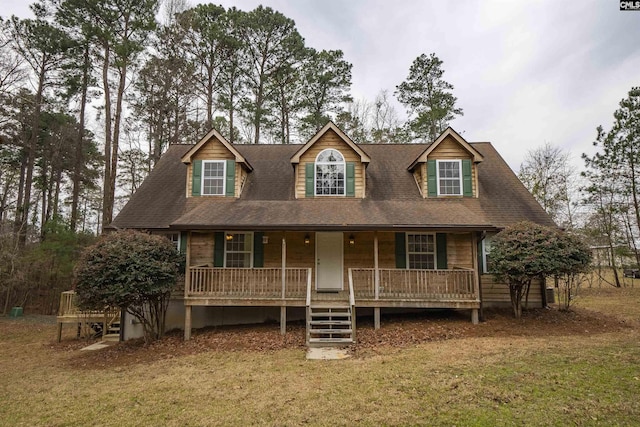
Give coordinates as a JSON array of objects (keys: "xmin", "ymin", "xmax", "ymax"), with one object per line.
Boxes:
[
  {"xmin": 315, "ymin": 149, "xmax": 345, "ymax": 196},
  {"xmin": 481, "ymin": 233, "xmax": 496, "ymax": 273},
  {"xmin": 225, "ymin": 232, "xmax": 253, "ymax": 268},
  {"xmin": 167, "ymin": 233, "xmax": 180, "ymax": 251},
  {"xmin": 202, "ymin": 160, "xmax": 225, "ymax": 195},
  {"xmin": 437, "ymin": 160, "xmax": 462, "ymax": 196},
  {"xmin": 407, "ymin": 233, "xmax": 435, "ymax": 269}
]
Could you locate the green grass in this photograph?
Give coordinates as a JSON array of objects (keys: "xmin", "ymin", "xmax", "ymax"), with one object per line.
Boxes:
[{"xmin": 1, "ymin": 296, "xmax": 640, "ymax": 426}]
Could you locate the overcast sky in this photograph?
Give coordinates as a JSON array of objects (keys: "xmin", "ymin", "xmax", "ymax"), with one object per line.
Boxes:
[{"xmin": 2, "ymin": 0, "xmax": 639, "ymax": 171}]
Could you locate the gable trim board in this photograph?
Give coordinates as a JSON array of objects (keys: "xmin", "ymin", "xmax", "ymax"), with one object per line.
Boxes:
[
  {"xmin": 290, "ymin": 121, "xmax": 371, "ymax": 164},
  {"xmin": 181, "ymin": 127, "xmax": 253, "ymax": 171},
  {"xmin": 407, "ymin": 127, "xmax": 484, "ymax": 171}
]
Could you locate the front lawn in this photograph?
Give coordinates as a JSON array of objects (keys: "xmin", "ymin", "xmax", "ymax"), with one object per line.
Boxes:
[{"xmin": 1, "ymin": 289, "xmax": 639, "ymax": 426}]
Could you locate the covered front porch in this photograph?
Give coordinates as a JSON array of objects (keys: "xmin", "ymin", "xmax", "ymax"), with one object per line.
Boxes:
[{"xmin": 181, "ymin": 230, "xmax": 482, "ymax": 343}]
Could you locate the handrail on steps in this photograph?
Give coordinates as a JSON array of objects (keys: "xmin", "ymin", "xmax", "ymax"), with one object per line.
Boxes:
[
  {"xmin": 305, "ymin": 268, "xmax": 312, "ymax": 345},
  {"xmin": 306, "ymin": 268, "xmax": 312, "ymax": 307},
  {"xmin": 348, "ymin": 269, "xmax": 355, "ymax": 308},
  {"xmin": 348, "ymin": 268, "xmax": 356, "ymax": 344}
]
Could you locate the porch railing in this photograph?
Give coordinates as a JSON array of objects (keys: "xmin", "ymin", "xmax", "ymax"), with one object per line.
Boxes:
[
  {"xmin": 58, "ymin": 291, "xmax": 119, "ymax": 318},
  {"xmin": 349, "ymin": 268, "xmax": 477, "ymax": 300},
  {"xmin": 187, "ymin": 267, "xmax": 310, "ymax": 299}
]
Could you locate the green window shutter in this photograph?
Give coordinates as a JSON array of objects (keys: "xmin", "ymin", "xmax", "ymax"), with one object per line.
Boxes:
[
  {"xmin": 305, "ymin": 163, "xmax": 314, "ymax": 197},
  {"xmin": 477, "ymin": 236, "xmax": 484, "ymax": 274},
  {"xmin": 225, "ymin": 160, "xmax": 236, "ymax": 197},
  {"xmin": 346, "ymin": 162, "xmax": 355, "ymax": 197},
  {"xmin": 395, "ymin": 232, "xmax": 407, "ymax": 269},
  {"xmin": 179, "ymin": 232, "xmax": 187, "ymax": 254},
  {"xmin": 253, "ymin": 232, "xmax": 264, "ymax": 268},
  {"xmin": 214, "ymin": 232, "xmax": 225, "ymax": 267},
  {"xmin": 192, "ymin": 160, "xmax": 202, "ymax": 196},
  {"xmin": 436, "ymin": 233, "xmax": 447, "ymax": 269},
  {"xmin": 427, "ymin": 160, "xmax": 437, "ymax": 197},
  {"xmin": 462, "ymin": 159, "xmax": 472, "ymax": 197}
]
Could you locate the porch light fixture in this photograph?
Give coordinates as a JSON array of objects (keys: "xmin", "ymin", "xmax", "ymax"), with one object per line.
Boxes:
[
  {"xmin": 304, "ymin": 234, "xmax": 310, "ymax": 246},
  {"xmin": 349, "ymin": 234, "xmax": 355, "ymax": 246},
  {"xmin": 225, "ymin": 233, "xmax": 233, "ymax": 241},
  {"xmin": 262, "ymin": 235, "xmax": 269, "ymax": 244}
]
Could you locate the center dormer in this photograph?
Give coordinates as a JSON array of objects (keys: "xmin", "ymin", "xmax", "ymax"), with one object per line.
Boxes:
[{"xmin": 290, "ymin": 121, "xmax": 370, "ymax": 199}]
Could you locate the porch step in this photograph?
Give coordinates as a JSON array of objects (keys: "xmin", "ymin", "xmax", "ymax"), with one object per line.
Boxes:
[
  {"xmin": 307, "ymin": 304, "xmax": 355, "ymax": 347},
  {"xmin": 103, "ymin": 333, "xmax": 120, "ymax": 342},
  {"xmin": 310, "ymin": 311, "xmax": 351, "ymax": 318},
  {"xmin": 308, "ymin": 337, "xmax": 354, "ymax": 344},
  {"xmin": 104, "ymin": 321, "xmax": 120, "ymax": 341},
  {"xmin": 310, "ymin": 303, "xmax": 350, "ymax": 309},
  {"xmin": 309, "ymin": 328, "xmax": 352, "ymax": 335},
  {"xmin": 309, "ymin": 320, "xmax": 352, "ymax": 326}
]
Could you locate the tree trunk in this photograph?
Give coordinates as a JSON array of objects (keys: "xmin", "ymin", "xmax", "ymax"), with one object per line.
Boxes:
[
  {"xmin": 628, "ymin": 155, "xmax": 640, "ymax": 253},
  {"xmin": 19, "ymin": 59, "xmax": 46, "ymax": 246},
  {"xmin": 608, "ymin": 241, "xmax": 621, "ymax": 287},
  {"xmin": 53, "ymin": 168, "xmax": 62, "ymax": 219},
  {"xmin": 101, "ymin": 43, "xmax": 113, "ymax": 232},
  {"xmin": 71, "ymin": 43, "xmax": 90, "ymax": 232},
  {"xmin": 254, "ymin": 88, "xmax": 262, "ymax": 145},
  {"xmin": 13, "ymin": 153, "xmax": 26, "ymax": 235},
  {"xmin": 206, "ymin": 65, "xmax": 214, "ymax": 129},
  {"xmin": 228, "ymin": 81, "xmax": 235, "ymax": 143},
  {"xmin": 106, "ymin": 59, "xmax": 129, "ymax": 229}
]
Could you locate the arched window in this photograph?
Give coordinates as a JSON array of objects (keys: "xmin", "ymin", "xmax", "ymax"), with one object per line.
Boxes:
[{"xmin": 315, "ymin": 149, "xmax": 345, "ymax": 196}]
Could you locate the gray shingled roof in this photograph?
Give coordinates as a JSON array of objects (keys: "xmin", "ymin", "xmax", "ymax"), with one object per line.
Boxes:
[{"xmin": 109, "ymin": 142, "xmax": 554, "ymax": 231}]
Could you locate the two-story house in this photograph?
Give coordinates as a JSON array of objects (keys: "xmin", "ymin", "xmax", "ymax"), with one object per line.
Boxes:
[{"xmin": 109, "ymin": 122, "xmax": 554, "ymax": 345}]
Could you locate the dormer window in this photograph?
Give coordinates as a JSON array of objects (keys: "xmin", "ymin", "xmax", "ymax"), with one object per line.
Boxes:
[
  {"xmin": 315, "ymin": 149, "xmax": 345, "ymax": 196},
  {"xmin": 437, "ymin": 160, "xmax": 462, "ymax": 196},
  {"xmin": 202, "ymin": 160, "xmax": 226, "ymax": 195}
]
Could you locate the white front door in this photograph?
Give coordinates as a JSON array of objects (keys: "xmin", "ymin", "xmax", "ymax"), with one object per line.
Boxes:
[{"xmin": 316, "ymin": 232, "xmax": 343, "ymax": 291}]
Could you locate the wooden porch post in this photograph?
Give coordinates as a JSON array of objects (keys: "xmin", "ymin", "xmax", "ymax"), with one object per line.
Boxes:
[
  {"xmin": 280, "ymin": 235, "xmax": 287, "ymax": 335},
  {"xmin": 184, "ymin": 231, "xmax": 191, "ymax": 299},
  {"xmin": 280, "ymin": 306, "xmax": 287, "ymax": 335},
  {"xmin": 471, "ymin": 232, "xmax": 480, "ymax": 325},
  {"xmin": 374, "ymin": 232, "xmax": 380, "ymax": 330},
  {"xmin": 281, "ymin": 236, "xmax": 286, "ymax": 298},
  {"xmin": 374, "ymin": 232, "xmax": 380, "ymax": 299},
  {"xmin": 184, "ymin": 232, "xmax": 192, "ymax": 339},
  {"xmin": 184, "ymin": 305, "xmax": 192, "ymax": 340}
]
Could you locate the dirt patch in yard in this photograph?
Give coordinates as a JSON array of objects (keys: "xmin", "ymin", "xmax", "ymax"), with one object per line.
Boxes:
[{"xmin": 57, "ymin": 304, "xmax": 634, "ymax": 369}]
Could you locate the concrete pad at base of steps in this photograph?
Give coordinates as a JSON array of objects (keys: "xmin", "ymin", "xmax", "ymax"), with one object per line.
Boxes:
[
  {"xmin": 306, "ymin": 347, "xmax": 351, "ymax": 360},
  {"xmin": 80, "ymin": 341, "xmax": 114, "ymax": 351}
]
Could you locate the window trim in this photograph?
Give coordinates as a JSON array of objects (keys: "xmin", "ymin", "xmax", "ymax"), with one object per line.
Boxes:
[
  {"xmin": 436, "ymin": 159, "xmax": 463, "ymax": 196},
  {"xmin": 405, "ymin": 232, "xmax": 437, "ymax": 270},
  {"xmin": 314, "ymin": 148, "xmax": 346, "ymax": 197},
  {"xmin": 481, "ymin": 232, "xmax": 496, "ymax": 274},
  {"xmin": 170, "ymin": 233, "xmax": 180, "ymax": 252},
  {"xmin": 223, "ymin": 231, "xmax": 254, "ymax": 268},
  {"xmin": 159, "ymin": 232, "xmax": 181, "ymax": 252},
  {"xmin": 201, "ymin": 160, "xmax": 226, "ymax": 196}
]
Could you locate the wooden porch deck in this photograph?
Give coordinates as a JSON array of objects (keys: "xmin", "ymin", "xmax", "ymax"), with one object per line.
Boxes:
[
  {"xmin": 56, "ymin": 291, "xmax": 121, "ymax": 342},
  {"xmin": 183, "ymin": 266, "xmax": 480, "ymax": 342}
]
